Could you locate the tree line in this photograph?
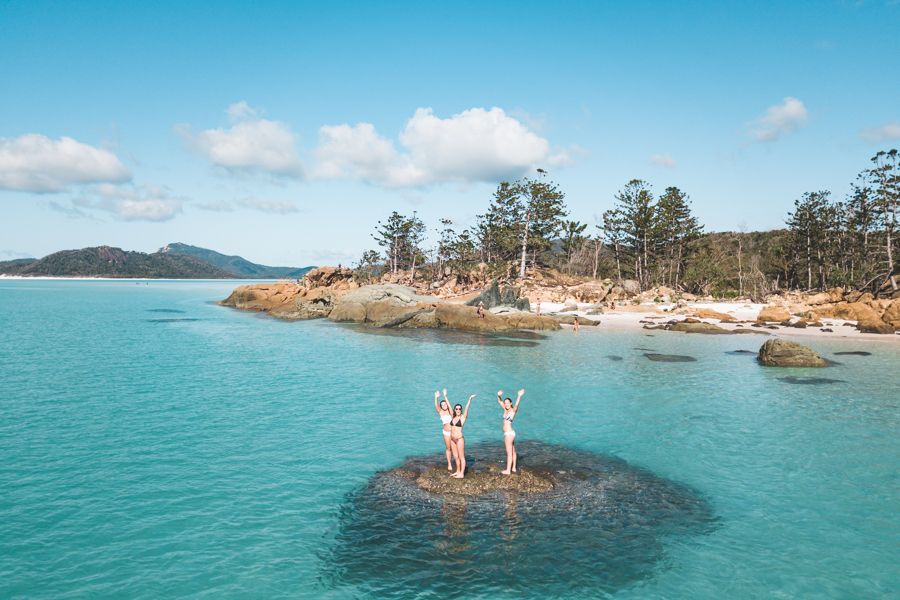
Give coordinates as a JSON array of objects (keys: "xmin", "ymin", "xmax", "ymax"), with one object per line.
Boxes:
[{"xmin": 356, "ymin": 149, "xmax": 898, "ymax": 297}]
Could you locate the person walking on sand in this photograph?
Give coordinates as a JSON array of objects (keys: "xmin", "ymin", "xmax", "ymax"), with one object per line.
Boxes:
[
  {"xmin": 497, "ymin": 389, "xmax": 524, "ymax": 474},
  {"xmin": 434, "ymin": 389, "xmax": 455, "ymax": 471},
  {"xmin": 449, "ymin": 394, "xmax": 475, "ymax": 478}
]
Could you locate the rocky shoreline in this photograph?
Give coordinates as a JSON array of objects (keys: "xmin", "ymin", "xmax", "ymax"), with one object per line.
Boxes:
[{"xmin": 220, "ymin": 266, "xmax": 899, "ymax": 339}]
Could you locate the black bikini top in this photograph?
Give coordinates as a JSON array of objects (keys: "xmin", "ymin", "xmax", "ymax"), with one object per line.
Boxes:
[{"xmin": 451, "ymin": 416, "xmax": 464, "ymax": 427}]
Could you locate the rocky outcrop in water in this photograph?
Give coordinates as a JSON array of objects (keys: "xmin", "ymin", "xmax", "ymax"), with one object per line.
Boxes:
[
  {"xmin": 757, "ymin": 339, "xmax": 828, "ymax": 367},
  {"xmin": 325, "ymin": 284, "xmax": 561, "ymax": 332},
  {"xmin": 324, "ymin": 441, "xmax": 716, "ymax": 597},
  {"xmin": 220, "ymin": 266, "xmax": 358, "ymax": 320},
  {"xmin": 222, "ymin": 271, "xmax": 561, "ymax": 332}
]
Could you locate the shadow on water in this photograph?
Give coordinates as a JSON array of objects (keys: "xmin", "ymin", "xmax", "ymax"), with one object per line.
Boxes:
[
  {"xmin": 833, "ymin": 351, "xmax": 872, "ymax": 356},
  {"xmin": 146, "ymin": 308, "xmax": 186, "ymax": 314},
  {"xmin": 321, "ymin": 441, "xmax": 716, "ymax": 598},
  {"xmin": 606, "ymin": 355, "xmax": 624, "ymax": 361},
  {"xmin": 725, "ymin": 350, "xmax": 756, "ymax": 355},
  {"xmin": 339, "ymin": 324, "xmax": 545, "ymax": 348}
]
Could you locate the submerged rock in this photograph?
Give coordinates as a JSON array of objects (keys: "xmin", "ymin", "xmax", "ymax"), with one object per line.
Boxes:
[
  {"xmin": 833, "ymin": 351, "xmax": 872, "ymax": 356},
  {"xmin": 644, "ymin": 353, "xmax": 697, "ymax": 362},
  {"xmin": 324, "ymin": 441, "xmax": 716, "ymax": 597},
  {"xmin": 777, "ymin": 376, "xmax": 845, "ymax": 385},
  {"xmin": 757, "ymin": 339, "xmax": 828, "ymax": 368}
]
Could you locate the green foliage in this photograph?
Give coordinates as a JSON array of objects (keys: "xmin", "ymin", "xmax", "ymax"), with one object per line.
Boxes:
[
  {"xmin": 372, "ymin": 211, "xmax": 427, "ymax": 274},
  {"xmin": 360, "ymin": 149, "xmax": 898, "ymax": 296}
]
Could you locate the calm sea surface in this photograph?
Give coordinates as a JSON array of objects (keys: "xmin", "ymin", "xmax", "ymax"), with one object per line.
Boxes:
[{"xmin": 1, "ymin": 280, "xmax": 898, "ymax": 599}]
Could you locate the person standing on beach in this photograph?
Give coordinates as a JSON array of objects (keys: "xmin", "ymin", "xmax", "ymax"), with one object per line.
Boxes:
[
  {"xmin": 497, "ymin": 389, "xmax": 524, "ymax": 474},
  {"xmin": 573, "ymin": 316, "xmax": 579, "ymax": 333},
  {"xmin": 450, "ymin": 394, "xmax": 475, "ymax": 478},
  {"xmin": 536, "ymin": 297, "xmax": 541, "ymax": 315},
  {"xmin": 477, "ymin": 301, "xmax": 485, "ymax": 319},
  {"xmin": 434, "ymin": 389, "xmax": 455, "ymax": 471}
]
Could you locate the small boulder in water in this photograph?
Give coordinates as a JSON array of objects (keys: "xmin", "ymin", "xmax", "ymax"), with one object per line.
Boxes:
[{"xmin": 757, "ymin": 339, "xmax": 828, "ymax": 368}]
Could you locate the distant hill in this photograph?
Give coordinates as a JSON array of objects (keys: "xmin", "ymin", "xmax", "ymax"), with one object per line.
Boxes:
[
  {"xmin": 0, "ymin": 246, "xmax": 235, "ymax": 278},
  {"xmin": 161, "ymin": 243, "xmax": 314, "ymax": 279},
  {"xmin": 0, "ymin": 258, "xmax": 37, "ymax": 272}
]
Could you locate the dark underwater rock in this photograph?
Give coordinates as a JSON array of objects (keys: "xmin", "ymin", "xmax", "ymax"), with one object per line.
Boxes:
[
  {"xmin": 777, "ymin": 376, "xmax": 846, "ymax": 385},
  {"xmin": 644, "ymin": 353, "xmax": 697, "ymax": 362},
  {"xmin": 323, "ymin": 441, "xmax": 716, "ymax": 597}
]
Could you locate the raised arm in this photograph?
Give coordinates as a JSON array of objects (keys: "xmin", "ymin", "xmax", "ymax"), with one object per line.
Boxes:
[
  {"xmin": 462, "ymin": 395, "xmax": 475, "ymax": 421},
  {"xmin": 514, "ymin": 389, "xmax": 524, "ymax": 412},
  {"xmin": 496, "ymin": 390, "xmax": 505, "ymax": 407},
  {"xmin": 434, "ymin": 390, "xmax": 441, "ymax": 413}
]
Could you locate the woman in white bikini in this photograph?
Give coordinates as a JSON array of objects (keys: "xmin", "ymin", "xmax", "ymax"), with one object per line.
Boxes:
[
  {"xmin": 497, "ymin": 389, "xmax": 524, "ymax": 475},
  {"xmin": 434, "ymin": 389, "xmax": 454, "ymax": 471},
  {"xmin": 449, "ymin": 394, "xmax": 475, "ymax": 479}
]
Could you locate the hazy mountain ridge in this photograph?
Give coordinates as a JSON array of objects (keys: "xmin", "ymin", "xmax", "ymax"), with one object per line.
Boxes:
[
  {"xmin": 0, "ymin": 244, "xmax": 314, "ymax": 279},
  {"xmin": 161, "ymin": 243, "xmax": 313, "ymax": 279}
]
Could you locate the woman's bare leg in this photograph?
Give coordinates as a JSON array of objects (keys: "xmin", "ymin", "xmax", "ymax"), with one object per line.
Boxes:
[
  {"xmin": 444, "ymin": 435, "xmax": 454, "ymax": 470},
  {"xmin": 502, "ymin": 435, "xmax": 513, "ymax": 474},
  {"xmin": 511, "ymin": 440, "xmax": 517, "ymax": 472},
  {"xmin": 452, "ymin": 438, "xmax": 466, "ymax": 478}
]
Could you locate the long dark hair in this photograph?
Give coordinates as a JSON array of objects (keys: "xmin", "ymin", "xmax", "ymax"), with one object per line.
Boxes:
[{"xmin": 454, "ymin": 403, "xmax": 463, "ymax": 413}]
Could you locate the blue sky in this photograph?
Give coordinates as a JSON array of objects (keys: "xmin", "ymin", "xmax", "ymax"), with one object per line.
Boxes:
[{"xmin": 1, "ymin": 0, "xmax": 898, "ymax": 266}]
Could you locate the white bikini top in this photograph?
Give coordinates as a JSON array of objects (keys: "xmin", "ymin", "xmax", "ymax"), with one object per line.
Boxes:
[{"xmin": 440, "ymin": 414, "xmax": 452, "ymax": 424}]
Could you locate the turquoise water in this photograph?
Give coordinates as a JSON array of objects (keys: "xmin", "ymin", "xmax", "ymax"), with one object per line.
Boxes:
[{"xmin": 1, "ymin": 280, "xmax": 898, "ymax": 599}]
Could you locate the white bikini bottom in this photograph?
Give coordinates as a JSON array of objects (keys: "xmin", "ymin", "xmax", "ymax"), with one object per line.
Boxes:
[
  {"xmin": 504, "ymin": 430, "xmax": 516, "ymax": 438},
  {"xmin": 443, "ymin": 430, "xmax": 452, "ymax": 437}
]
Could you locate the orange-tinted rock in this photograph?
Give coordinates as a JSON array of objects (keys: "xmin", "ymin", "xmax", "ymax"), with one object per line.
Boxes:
[{"xmin": 756, "ymin": 305, "xmax": 791, "ymax": 322}]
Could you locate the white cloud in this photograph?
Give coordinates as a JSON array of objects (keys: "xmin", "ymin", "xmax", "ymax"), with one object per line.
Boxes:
[
  {"xmin": 195, "ymin": 199, "xmax": 236, "ymax": 212},
  {"xmin": 74, "ymin": 183, "xmax": 183, "ymax": 222},
  {"xmin": 195, "ymin": 196, "xmax": 299, "ymax": 214},
  {"xmin": 313, "ymin": 107, "xmax": 563, "ymax": 187},
  {"xmin": 0, "ymin": 134, "xmax": 131, "ymax": 192},
  {"xmin": 226, "ymin": 100, "xmax": 259, "ymax": 121},
  {"xmin": 236, "ymin": 197, "xmax": 299, "ymax": 214},
  {"xmin": 749, "ymin": 97, "xmax": 808, "ymax": 142},
  {"xmin": 861, "ymin": 121, "xmax": 900, "ymax": 142},
  {"xmin": 179, "ymin": 102, "xmax": 303, "ymax": 178},
  {"xmin": 650, "ymin": 153, "xmax": 676, "ymax": 168}
]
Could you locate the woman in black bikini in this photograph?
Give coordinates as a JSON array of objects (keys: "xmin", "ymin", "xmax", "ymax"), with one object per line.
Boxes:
[{"xmin": 449, "ymin": 394, "xmax": 475, "ymax": 478}]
